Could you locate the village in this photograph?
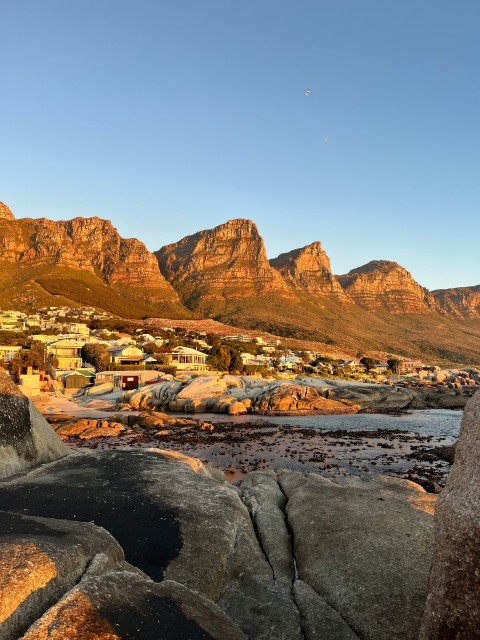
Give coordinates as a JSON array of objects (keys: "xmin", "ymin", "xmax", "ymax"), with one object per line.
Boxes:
[{"xmin": 0, "ymin": 305, "xmax": 473, "ymax": 401}]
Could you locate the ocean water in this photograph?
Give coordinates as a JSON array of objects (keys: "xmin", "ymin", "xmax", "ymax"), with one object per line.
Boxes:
[{"xmin": 182, "ymin": 409, "xmax": 462, "ymax": 444}]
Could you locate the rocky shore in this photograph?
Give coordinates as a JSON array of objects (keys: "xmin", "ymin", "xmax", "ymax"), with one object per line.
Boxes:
[
  {"xmin": 46, "ymin": 411, "xmax": 457, "ymax": 492},
  {"xmin": 119, "ymin": 374, "xmax": 475, "ymax": 416},
  {"xmin": 1, "ymin": 368, "xmax": 479, "ymax": 638}
]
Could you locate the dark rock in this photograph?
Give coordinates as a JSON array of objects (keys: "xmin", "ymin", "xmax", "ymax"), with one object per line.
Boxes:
[
  {"xmin": 21, "ymin": 574, "xmax": 247, "ymax": 640},
  {"xmin": 0, "ymin": 370, "xmax": 69, "ymax": 478},
  {"xmin": 0, "ymin": 448, "xmax": 299, "ymax": 639},
  {"xmin": 0, "ymin": 508, "xmax": 126, "ymax": 640}
]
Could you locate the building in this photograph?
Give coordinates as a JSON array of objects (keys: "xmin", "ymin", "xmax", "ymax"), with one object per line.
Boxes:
[
  {"xmin": 398, "ymin": 359, "xmax": 425, "ymax": 374},
  {"xmin": 62, "ymin": 368, "xmax": 95, "ymax": 390},
  {"xmin": 47, "ymin": 339, "xmax": 83, "ymax": 370},
  {"xmin": 0, "ymin": 345, "xmax": 22, "ymax": 363},
  {"xmin": 107, "ymin": 345, "xmax": 144, "ymax": 366},
  {"xmin": 95, "ymin": 369, "xmax": 162, "ymax": 391},
  {"xmin": 223, "ymin": 334, "xmax": 253, "ymax": 343},
  {"xmin": 165, "ymin": 346, "xmax": 208, "ymax": 371},
  {"xmin": 67, "ymin": 323, "xmax": 90, "ymax": 336}
]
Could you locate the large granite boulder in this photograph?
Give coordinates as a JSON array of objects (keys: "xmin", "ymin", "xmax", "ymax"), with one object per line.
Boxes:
[
  {"xmin": 277, "ymin": 471, "xmax": 437, "ymax": 640},
  {"xmin": 21, "ymin": 573, "xmax": 246, "ymax": 640},
  {"xmin": 0, "ymin": 448, "xmax": 301, "ymax": 640},
  {"xmin": 0, "ymin": 370, "xmax": 69, "ymax": 478},
  {"xmin": 419, "ymin": 390, "xmax": 480, "ymax": 639},
  {"xmin": 0, "ymin": 509, "xmax": 126, "ymax": 640}
]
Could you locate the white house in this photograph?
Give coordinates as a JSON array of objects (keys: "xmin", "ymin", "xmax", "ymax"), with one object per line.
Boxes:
[
  {"xmin": 165, "ymin": 346, "xmax": 208, "ymax": 371},
  {"xmin": 107, "ymin": 345, "xmax": 144, "ymax": 366}
]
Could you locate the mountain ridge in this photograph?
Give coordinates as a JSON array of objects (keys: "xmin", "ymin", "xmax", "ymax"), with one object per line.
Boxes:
[{"xmin": 0, "ymin": 201, "xmax": 478, "ymax": 362}]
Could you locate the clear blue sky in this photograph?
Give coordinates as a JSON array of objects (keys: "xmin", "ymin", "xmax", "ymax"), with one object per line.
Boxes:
[{"xmin": 1, "ymin": 0, "xmax": 479, "ymax": 290}]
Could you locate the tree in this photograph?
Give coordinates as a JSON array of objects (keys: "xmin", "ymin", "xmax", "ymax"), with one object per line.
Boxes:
[
  {"xmin": 387, "ymin": 358, "xmax": 402, "ymax": 374},
  {"xmin": 9, "ymin": 340, "xmax": 47, "ymax": 375},
  {"xmin": 81, "ymin": 343, "xmax": 110, "ymax": 372},
  {"xmin": 360, "ymin": 356, "xmax": 379, "ymax": 372},
  {"xmin": 0, "ymin": 330, "xmax": 27, "ymax": 346},
  {"xmin": 229, "ymin": 351, "xmax": 244, "ymax": 374}
]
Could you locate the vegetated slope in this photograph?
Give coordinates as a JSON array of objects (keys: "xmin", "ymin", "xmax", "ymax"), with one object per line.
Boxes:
[{"xmin": 0, "ymin": 203, "xmax": 190, "ymax": 319}]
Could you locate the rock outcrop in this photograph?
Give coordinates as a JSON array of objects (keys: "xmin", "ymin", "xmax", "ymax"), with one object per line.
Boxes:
[
  {"xmin": 270, "ymin": 241, "xmax": 351, "ymax": 302},
  {"xmin": 0, "ymin": 369, "xmax": 69, "ymax": 478},
  {"xmin": 337, "ymin": 260, "xmax": 437, "ymax": 313},
  {"xmin": 0, "ymin": 201, "xmax": 15, "ymax": 221},
  {"xmin": 155, "ymin": 219, "xmax": 294, "ymax": 311},
  {"xmin": 0, "ymin": 449, "xmax": 301, "ymax": 640},
  {"xmin": 121, "ymin": 374, "xmax": 449, "ymax": 415},
  {"xmin": 419, "ymin": 390, "xmax": 480, "ymax": 639},
  {"xmin": 433, "ymin": 284, "xmax": 480, "ymax": 319}
]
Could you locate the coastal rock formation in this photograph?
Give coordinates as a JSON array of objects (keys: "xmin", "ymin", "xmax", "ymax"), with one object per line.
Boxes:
[
  {"xmin": 155, "ymin": 219, "xmax": 294, "ymax": 312},
  {"xmin": 0, "ymin": 508, "xmax": 246, "ymax": 640},
  {"xmin": 0, "ymin": 509, "xmax": 125, "ymax": 639},
  {"xmin": 0, "ymin": 202, "xmax": 187, "ymax": 316},
  {"xmin": 0, "ymin": 369, "xmax": 69, "ymax": 478},
  {"xmin": 270, "ymin": 241, "xmax": 351, "ymax": 302},
  {"xmin": 21, "ymin": 574, "xmax": 247, "ymax": 640},
  {"xmin": 122, "ymin": 374, "xmax": 442, "ymax": 415},
  {"xmin": 337, "ymin": 260, "xmax": 437, "ymax": 313},
  {"xmin": 419, "ymin": 390, "xmax": 480, "ymax": 639},
  {"xmin": 432, "ymin": 284, "xmax": 480, "ymax": 319}
]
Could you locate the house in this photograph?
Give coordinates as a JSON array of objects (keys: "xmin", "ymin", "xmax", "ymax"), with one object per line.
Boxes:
[
  {"xmin": 47, "ymin": 339, "xmax": 83, "ymax": 370},
  {"xmin": 62, "ymin": 368, "xmax": 95, "ymax": 390},
  {"xmin": 398, "ymin": 359, "xmax": 424, "ymax": 374},
  {"xmin": 67, "ymin": 323, "xmax": 90, "ymax": 336},
  {"xmin": 107, "ymin": 345, "xmax": 144, "ymax": 366},
  {"xmin": 95, "ymin": 369, "xmax": 162, "ymax": 391},
  {"xmin": 0, "ymin": 345, "xmax": 22, "ymax": 363},
  {"xmin": 223, "ymin": 334, "xmax": 253, "ymax": 343},
  {"xmin": 165, "ymin": 346, "xmax": 208, "ymax": 371},
  {"xmin": 240, "ymin": 352, "xmax": 272, "ymax": 367}
]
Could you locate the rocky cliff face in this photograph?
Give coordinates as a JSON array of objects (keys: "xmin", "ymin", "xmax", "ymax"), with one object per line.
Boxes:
[
  {"xmin": 156, "ymin": 219, "xmax": 294, "ymax": 309},
  {"xmin": 432, "ymin": 285, "xmax": 480, "ymax": 319},
  {"xmin": 337, "ymin": 260, "xmax": 437, "ymax": 314},
  {"xmin": 0, "ymin": 203, "xmax": 186, "ymax": 315},
  {"xmin": 270, "ymin": 242, "xmax": 351, "ymax": 302},
  {"xmin": 0, "ymin": 201, "xmax": 15, "ymax": 220}
]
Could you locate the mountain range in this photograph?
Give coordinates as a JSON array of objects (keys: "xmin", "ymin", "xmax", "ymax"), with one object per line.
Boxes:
[{"xmin": 1, "ymin": 201, "xmax": 479, "ymax": 363}]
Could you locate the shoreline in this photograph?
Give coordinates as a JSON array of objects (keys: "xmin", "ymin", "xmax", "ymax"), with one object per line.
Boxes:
[{"xmin": 38, "ymin": 390, "xmax": 460, "ymax": 493}]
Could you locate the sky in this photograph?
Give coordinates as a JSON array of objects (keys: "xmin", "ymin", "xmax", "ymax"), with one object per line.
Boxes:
[{"xmin": 1, "ymin": 0, "xmax": 479, "ymax": 290}]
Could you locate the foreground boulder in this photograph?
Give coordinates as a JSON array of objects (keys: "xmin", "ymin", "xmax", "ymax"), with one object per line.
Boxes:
[
  {"xmin": 0, "ymin": 370, "xmax": 69, "ymax": 478},
  {"xmin": 419, "ymin": 391, "xmax": 480, "ymax": 639},
  {"xmin": 278, "ymin": 471, "xmax": 437, "ymax": 640},
  {"xmin": 0, "ymin": 509, "xmax": 125, "ymax": 640},
  {"xmin": 21, "ymin": 573, "xmax": 246, "ymax": 640},
  {"xmin": 0, "ymin": 448, "xmax": 301, "ymax": 640}
]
